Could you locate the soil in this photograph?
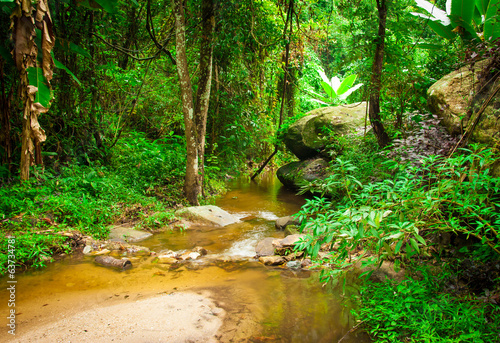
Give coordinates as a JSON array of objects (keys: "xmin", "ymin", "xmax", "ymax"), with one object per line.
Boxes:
[{"xmin": 10, "ymin": 292, "xmax": 224, "ymax": 343}]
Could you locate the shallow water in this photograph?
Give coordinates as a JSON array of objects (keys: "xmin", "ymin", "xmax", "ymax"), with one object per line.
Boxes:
[{"xmin": 0, "ymin": 172, "xmax": 369, "ymax": 342}]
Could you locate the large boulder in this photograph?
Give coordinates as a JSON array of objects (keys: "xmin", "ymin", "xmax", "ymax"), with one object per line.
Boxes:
[
  {"xmin": 427, "ymin": 59, "xmax": 500, "ymax": 145},
  {"xmin": 282, "ymin": 102, "xmax": 367, "ymax": 160},
  {"xmin": 276, "ymin": 158, "xmax": 329, "ymax": 190}
]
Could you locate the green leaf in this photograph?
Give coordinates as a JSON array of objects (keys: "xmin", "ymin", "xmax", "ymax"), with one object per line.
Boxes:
[
  {"xmin": 450, "ymin": 0, "xmax": 475, "ymax": 26},
  {"xmin": 485, "ymin": 0, "xmax": 500, "ymax": 40},
  {"xmin": 56, "ymin": 39, "xmax": 91, "ymax": 59},
  {"xmin": 94, "ymin": 0, "xmax": 118, "ymax": 13},
  {"xmin": 394, "ymin": 240, "xmax": 403, "ymax": 254},
  {"xmin": 473, "ymin": 4, "xmax": 483, "ymax": 25},
  {"xmin": 76, "ymin": 0, "xmax": 118, "ymax": 13},
  {"xmin": 27, "ymin": 67, "xmax": 52, "ymax": 108},
  {"xmin": 415, "ymin": 234, "xmax": 427, "ymax": 246},
  {"xmin": 416, "ymin": 43, "xmax": 444, "ymax": 50},
  {"xmin": 337, "ymin": 74, "xmax": 357, "ymax": 96},
  {"xmin": 53, "ymin": 55, "xmax": 82, "ymax": 86},
  {"xmin": 321, "ymin": 81, "xmax": 335, "ymax": 98},
  {"xmin": 0, "ymin": 0, "xmax": 14, "ymax": 3},
  {"xmin": 428, "ymin": 20, "xmax": 456, "ymax": 39},
  {"xmin": 383, "ymin": 241, "xmax": 393, "ymax": 258},
  {"xmin": 410, "ymin": 238, "xmax": 420, "ymax": 254},
  {"xmin": 476, "ymin": 0, "xmax": 490, "ymax": 15}
]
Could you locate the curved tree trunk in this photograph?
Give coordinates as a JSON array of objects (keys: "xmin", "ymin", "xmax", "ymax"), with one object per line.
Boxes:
[{"xmin": 369, "ymin": 0, "xmax": 390, "ymax": 148}]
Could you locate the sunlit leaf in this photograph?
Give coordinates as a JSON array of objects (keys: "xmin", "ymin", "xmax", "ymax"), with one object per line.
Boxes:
[
  {"xmin": 413, "ymin": 0, "xmax": 451, "ymax": 25},
  {"xmin": 337, "ymin": 74, "xmax": 357, "ymax": 95}
]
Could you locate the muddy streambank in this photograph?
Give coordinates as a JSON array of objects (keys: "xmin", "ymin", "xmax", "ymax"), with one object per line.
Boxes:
[{"xmin": 1, "ymin": 175, "xmax": 369, "ymax": 342}]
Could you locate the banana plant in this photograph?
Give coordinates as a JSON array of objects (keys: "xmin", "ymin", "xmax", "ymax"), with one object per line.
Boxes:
[
  {"xmin": 312, "ymin": 69, "xmax": 363, "ymax": 106},
  {"xmin": 411, "ymin": 0, "xmax": 500, "ymax": 43}
]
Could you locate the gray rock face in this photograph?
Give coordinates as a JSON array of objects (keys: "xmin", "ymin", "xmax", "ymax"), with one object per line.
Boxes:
[
  {"xmin": 178, "ymin": 205, "xmax": 240, "ymax": 227},
  {"xmin": 276, "ymin": 158, "xmax": 329, "ymax": 190},
  {"xmin": 109, "ymin": 225, "xmax": 153, "ymax": 243},
  {"xmin": 282, "ymin": 102, "xmax": 367, "ymax": 160}
]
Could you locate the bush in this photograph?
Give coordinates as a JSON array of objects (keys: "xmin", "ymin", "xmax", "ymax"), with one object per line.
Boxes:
[
  {"xmin": 355, "ymin": 268, "xmax": 500, "ymax": 342},
  {"xmin": 295, "ymin": 144, "xmax": 500, "ymax": 280}
]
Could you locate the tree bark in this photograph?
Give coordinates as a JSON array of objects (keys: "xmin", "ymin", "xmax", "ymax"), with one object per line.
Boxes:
[
  {"xmin": 194, "ymin": 0, "xmax": 215, "ymax": 197},
  {"xmin": 173, "ymin": 0, "xmax": 214, "ymax": 205},
  {"xmin": 368, "ymin": 0, "xmax": 390, "ymax": 148},
  {"xmin": 173, "ymin": 0, "xmax": 199, "ymax": 205}
]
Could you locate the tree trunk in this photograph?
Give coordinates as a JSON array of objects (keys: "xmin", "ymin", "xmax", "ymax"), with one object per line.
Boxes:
[
  {"xmin": 369, "ymin": 0, "xmax": 390, "ymax": 148},
  {"xmin": 194, "ymin": 0, "xmax": 215, "ymax": 197},
  {"xmin": 0, "ymin": 61, "xmax": 12, "ymax": 171},
  {"xmin": 173, "ymin": 0, "xmax": 199, "ymax": 205},
  {"xmin": 173, "ymin": 0, "xmax": 214, "ymax": 205}
]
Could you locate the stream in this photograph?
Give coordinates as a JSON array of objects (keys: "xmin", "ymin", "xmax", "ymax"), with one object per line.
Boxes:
[{"xmin": 1, "ymin": 174, "xmax": 369, "ymax": 342}]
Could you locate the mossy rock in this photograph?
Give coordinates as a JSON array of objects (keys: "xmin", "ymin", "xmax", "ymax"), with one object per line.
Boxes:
[
  {"xmin": 276, "ymin": 158, "xmax": 330, "ymax": 190},
  {"xmin": 428, "ymin": 59, "xmax": 500, "ymax": 146},
  {"xmin": 282, "ymin": 102, "xmax": 367, "ymax": 160}
]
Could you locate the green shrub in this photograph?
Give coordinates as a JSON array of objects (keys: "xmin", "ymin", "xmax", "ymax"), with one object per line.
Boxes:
[
  {"xmin": 355, "ymin": 269, "xmax": 500, "ymax": 342},
  {"xmin": 295, "ymin": 144, "xmax": 500, "ymax": 280}
]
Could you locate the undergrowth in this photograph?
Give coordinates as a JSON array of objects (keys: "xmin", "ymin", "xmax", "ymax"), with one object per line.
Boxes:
[
  {"xmin": 0, "ymin": 130, "xmax": 229, "ymax": 274},
  {"xmin": 355, "ymin": 267, "xmax": 500, "ymax": 342},
  {"xmin": 294, "ymin": 142, "xmax": 500, "ymax": 341}
]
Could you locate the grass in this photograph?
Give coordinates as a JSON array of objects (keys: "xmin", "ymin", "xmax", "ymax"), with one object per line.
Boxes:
[
  {"xmin": 354, "ymin": 266, "xmax": 500, "ymax": 342},
  {"xmin": 0, "ymin": 131, "xmax": 205, "ymax": 274}
]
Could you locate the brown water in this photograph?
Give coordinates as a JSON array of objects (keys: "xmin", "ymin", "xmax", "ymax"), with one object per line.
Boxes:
[{"xmin": 0, "ymin": 173, "xmax": 369, "ymax": 342}]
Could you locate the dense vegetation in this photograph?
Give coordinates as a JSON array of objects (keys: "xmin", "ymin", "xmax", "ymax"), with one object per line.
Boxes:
[{"xmin": 1, "ymin": 0, "xmax": 499, "ymax": 341}]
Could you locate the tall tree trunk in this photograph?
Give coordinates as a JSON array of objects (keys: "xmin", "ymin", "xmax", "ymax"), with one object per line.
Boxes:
[
  {"xmin": 194, "ymin": 0, "xmax": 215, "ymax": 197},
  {"xmin": 173, "ymin": 0, "xmax": 199, "ymax": 205},
  {"xmin": 173, "ymin": 0, "xmax": 214, "ymax": 205},
  {"xmin": 369, "ymin": 0, "xmax": 390, "ymax": 148}
]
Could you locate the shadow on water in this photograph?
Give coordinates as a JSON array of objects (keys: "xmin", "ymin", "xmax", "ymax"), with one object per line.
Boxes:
[{"xmin": 0, "ymin": 171, "xmax": 370, "ymax": 342}]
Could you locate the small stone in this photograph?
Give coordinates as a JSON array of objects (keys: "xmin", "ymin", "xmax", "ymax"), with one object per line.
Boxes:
[
  {"xmin": 180, "ymin": 252, "xmax": 201, "ymax": 260},
  {"xmin": 286, "ymin": 261, "xmax": 301, "ymax": 269},
  {"xmin": 192, "ymin": 246, "xmax": 208, "ymax": 256},
  {"xmin": 93, "ymin": 249, "xmax": 110, "ymax": 256},
  {"xmin": 301, "ymin": 259, "xmax": 312, "ymax": 268},
  {"xmin": 275, "ymin": 216, "xmax": 301, "ymax": 230},
  {"xmin": 158, "ymin": 250, "xmax": 178, "ymax": 259},
  {"xmin": 157, "ymin": 256, "xmax": 179, "ymax": 264},
  {"xmin": 281, "ymin": 234, "xmax": 305, "ymax": 247},
  {"xmin": 258, "ymin": 256, "xmax": 286, "ymax": 266},
  {"xmin": 82, "ymin": 245, "xmax": 92, "ymax": 255}
]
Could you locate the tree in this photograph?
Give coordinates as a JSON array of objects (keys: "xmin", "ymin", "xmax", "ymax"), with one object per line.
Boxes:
[
  {"xmin": 368, "ymin": 0, "xmax": 390, "ymax": 148},
  {"xmin": 172, "ymin": 0, "xmax": 215, "ymax": 205},
  {"xmin": 11, "ymin": 0, "xmax": 54, "ymax": 181}
]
